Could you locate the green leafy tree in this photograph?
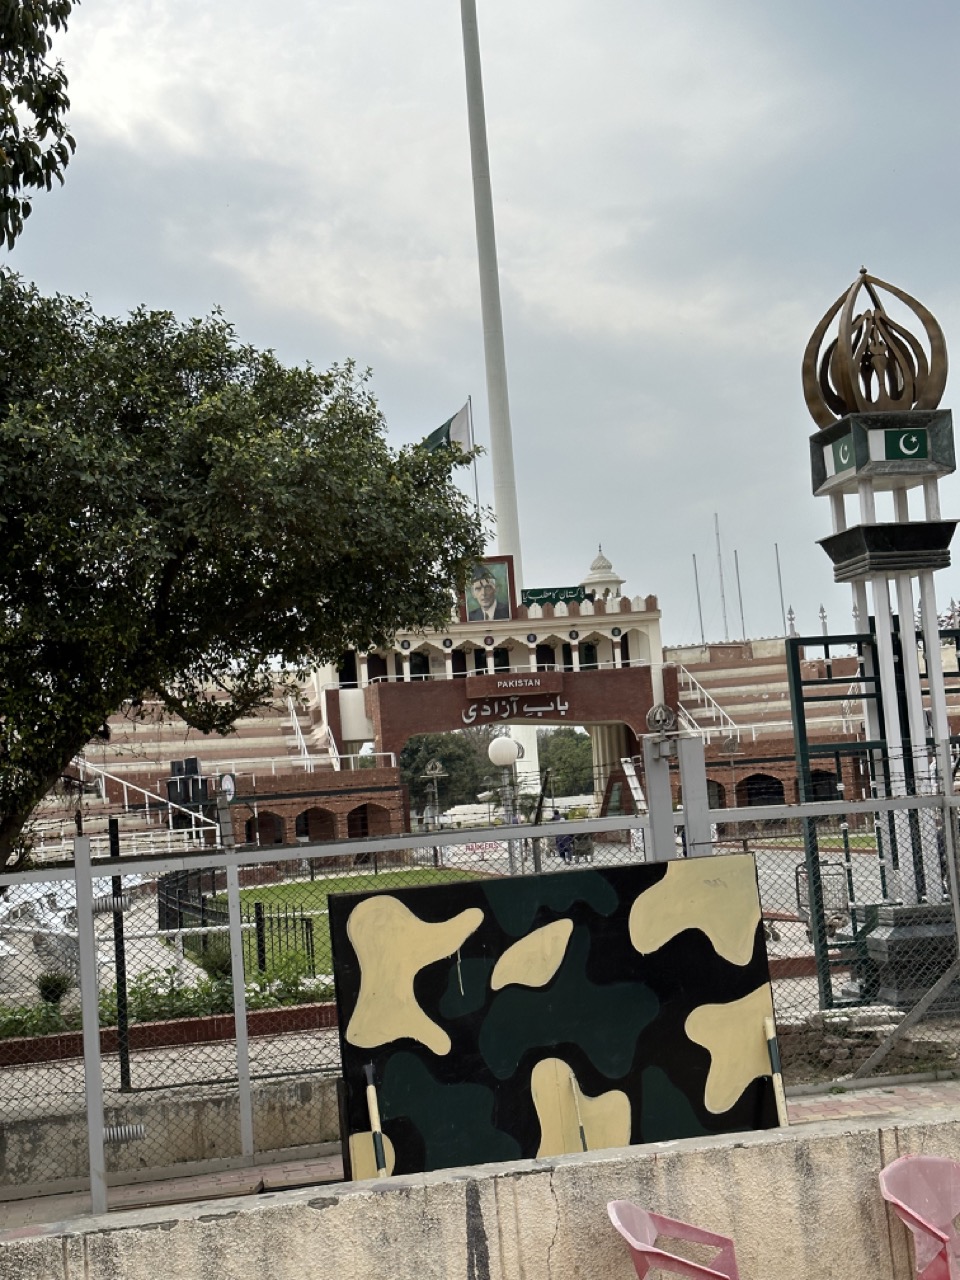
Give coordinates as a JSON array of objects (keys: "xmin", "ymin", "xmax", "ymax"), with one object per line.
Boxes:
[
  {"xmin": 400, "ymin": 728, "xmax": 504, "ymax": 814},
  {"xmin": 537, "ymin": 727, "xmax": 594, "ymax": 797},
  {"xmin": 0, "ymin": 274, "xmax": 485, "ymax": 866},
  {"xmin": 0, "ymin": 1, "xmax": 78, "ymax": 248}
]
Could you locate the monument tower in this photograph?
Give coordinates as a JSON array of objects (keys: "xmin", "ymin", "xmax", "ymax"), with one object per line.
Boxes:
[{"xmin": 802, "ymin": 269, "xmax": 955, "ymax": 905}]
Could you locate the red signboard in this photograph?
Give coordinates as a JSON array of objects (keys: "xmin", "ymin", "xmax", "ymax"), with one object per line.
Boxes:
[{"xmin": 465, "ymin": 672, "xmax": 564, "ymax": 698}]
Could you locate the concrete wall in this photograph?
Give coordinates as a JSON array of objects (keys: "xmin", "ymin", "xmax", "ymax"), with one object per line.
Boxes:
[
  {"xmin": 1, "ymin": 1075, "xmax": 339, "ymax": 1194},
  {"xmin": 4, "ymin": 1110, "xmax": 959, "ymax": 1279}
]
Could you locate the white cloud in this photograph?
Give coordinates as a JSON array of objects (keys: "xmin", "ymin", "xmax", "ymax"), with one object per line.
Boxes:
[
  {"xmin": 59, "ymin": 0, "xmax": 823, "ymax": 359},
  {"xmin": 15, "ymin": 0, "xmax": 960, "ymax": 642}
]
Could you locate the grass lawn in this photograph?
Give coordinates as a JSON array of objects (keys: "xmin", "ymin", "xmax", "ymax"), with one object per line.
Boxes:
[
  {"xmin": 749, "ymin": 834, "xmax": 879, "ymax": 854},
  {"xmin": 218, "ymin": 867, "xmax": 481, "ymax": 980}
]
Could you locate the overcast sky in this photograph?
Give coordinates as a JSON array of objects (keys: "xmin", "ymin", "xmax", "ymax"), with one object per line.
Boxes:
[{"xmin": 10, "ymin": 0, "xmax": 960, "ymax": 645}]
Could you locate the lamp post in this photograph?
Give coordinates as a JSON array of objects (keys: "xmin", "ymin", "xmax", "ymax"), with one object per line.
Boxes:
[
  {"xmin": 421, "ymin": 758, "xmax": 447, "ymax": 864},
  {"xmin": 489, "ymin": 736, "xmax": 520, "ymax": 873}
]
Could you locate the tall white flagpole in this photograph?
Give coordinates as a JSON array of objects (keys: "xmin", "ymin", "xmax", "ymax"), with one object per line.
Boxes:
[
  {"xmin": 468, "ymin": 394, "xmax": 481, "ymax": 515},
  {"xmin": 460, "ymin": 0, "xmax": 523, "ymax": 587}
]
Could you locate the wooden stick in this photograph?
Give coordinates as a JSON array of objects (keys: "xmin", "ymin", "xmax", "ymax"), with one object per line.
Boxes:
[
  {"xmin": 363, "ymin": 1063, "xmax": 388, "ymax": 1177},
  {"xmin": 765, "ymin": 1017, "xmax": 789, "ymax": 1126},
  {"xmin": 569, "ymin": 1068, "xmax": 588, "ymax": 1152}
]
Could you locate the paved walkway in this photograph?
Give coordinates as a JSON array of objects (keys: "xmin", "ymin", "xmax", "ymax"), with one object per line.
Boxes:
[
  {"xmin": 786, "ymin": 1076, "xmax": 960, "ymax": 1124},
  {"xmin": 5, "ymin": 1076, "xmax": 960, "ymax": 1238}
]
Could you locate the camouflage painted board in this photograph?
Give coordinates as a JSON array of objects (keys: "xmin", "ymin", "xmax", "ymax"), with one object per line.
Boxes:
[{"xmin": 329, "ymin": 855, "xmax": 778, "ymax": 1178}]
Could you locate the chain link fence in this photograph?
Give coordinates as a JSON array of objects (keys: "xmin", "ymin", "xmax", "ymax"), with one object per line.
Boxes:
[{"xmin": 3, "ymin": 788, "xmax": 960, "ymax": 1212}]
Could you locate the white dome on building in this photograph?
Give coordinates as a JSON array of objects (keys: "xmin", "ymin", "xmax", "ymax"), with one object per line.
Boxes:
[{"xmin": 581, "ymin": 545, "xmax": 625, "ymax": 600}]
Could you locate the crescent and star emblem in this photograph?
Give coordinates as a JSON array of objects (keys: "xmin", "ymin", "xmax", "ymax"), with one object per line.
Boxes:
[
  {"xmin": 838, "ymin": 442, "xmax": 850, "ymax": 465},
  {"xmin": 900, "ymin": 433, "xmax": 920, "ymax": 455}
]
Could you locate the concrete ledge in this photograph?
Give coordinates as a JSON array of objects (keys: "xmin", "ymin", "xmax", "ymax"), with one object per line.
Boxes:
[
  {"xmin": 0, "ymin": 1075, "xmax": 340, "ymax": 1193},
  {"xmin": 4, "ymin": 1109, "xmax": 960, "ymax": 1280}
]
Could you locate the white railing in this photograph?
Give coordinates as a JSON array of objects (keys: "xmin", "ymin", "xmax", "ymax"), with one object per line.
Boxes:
[
  {"xmin": 286, "ymin": 696, "xmax": 314, "ymax": 771},
  {"xmin": 675, "ymin": 714, "xmax": 862, "ymax": 746},
  {"xmin": 148, "ymin": 753, "xmax": 394, "ymax": 790},
  {"xmin": 676, "ymin": 665, "xmax": 740, "ymax": 740},
  {"xmin": 359, "ymin": 657, "xmax": 651, "ymax": 686},
  {"xmin": 75, "ymin": 754, "xmax": 334, "ymax": 780},
  {"xmin": 676, "ymin": 705, "xmax": 703, "ymax": 735},
  {"xmin": 29, "ymin": 825, "xmax": 212, "ymax": 865},
  {"xmin": 72, "ymin": 758, "xmax": 219, "ymax": 829},
  {"xmin": 64, "ymin": 752, "xmax": 392, "ymax": 786}
]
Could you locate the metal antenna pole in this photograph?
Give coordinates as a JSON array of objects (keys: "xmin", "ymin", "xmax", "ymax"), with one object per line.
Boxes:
[
  {"xmin": 714, "ymin": 513, "xmax": 729, "ymax": 640},
  {"xmin": 775, "ymin": 542, "xmax": 787, "ymax": 635},
  {"xmin": 460, "ymin": 0, "xmax": 523, "ymax": 586},
  {"xmin": 692, "ymin": 554, "xmax": 705, "ymax": 646},
  {"xmin": 734, "ymin": 549, "xmax": 746, "ymax": 640}
]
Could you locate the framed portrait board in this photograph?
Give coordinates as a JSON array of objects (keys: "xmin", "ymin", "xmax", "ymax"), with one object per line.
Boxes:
[{"xmin": 459, "ymin": 555, "xmax": 517, "ymax": 624}]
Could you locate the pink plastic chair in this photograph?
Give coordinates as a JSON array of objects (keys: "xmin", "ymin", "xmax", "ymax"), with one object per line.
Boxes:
[
  {"xmin": 607, "ymin": 1200, "xmax": 739, "ymax": 1280},
  {"xmin": 879, "ymin": 1155, "xmax": 960, "ymax": 1280}
]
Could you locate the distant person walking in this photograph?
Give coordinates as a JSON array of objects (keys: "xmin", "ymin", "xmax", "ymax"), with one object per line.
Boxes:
[{"xmin": 554, "ymin": 812, "xmax": 574, "ymax": 863}]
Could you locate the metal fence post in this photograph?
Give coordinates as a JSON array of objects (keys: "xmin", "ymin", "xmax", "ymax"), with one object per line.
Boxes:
[
  {"xmin": 938, "ymin": 740, "xmax": 960, "ymax": 941},
  {"xmin": 226, "ymin": 863, "xmax": 255, "ymax": 1159},
  {"xmin": 108, "ymin": 817, "xmax": 132, "ymax": 1091},
  {"xmin": 75, "ymin": 836, "xmax": 108, "ymax": 1215},
  {"xmin": 254, "ymin": 900, "xmax": 267, "ymax": 972}
]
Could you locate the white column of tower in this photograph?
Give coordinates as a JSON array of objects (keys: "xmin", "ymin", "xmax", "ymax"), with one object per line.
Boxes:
[
  {"xmin": 859, "ymin": 477, "xmax": 916, "ymax": 900},
  {"xmin": 871, "ymin": 574, "xmax": 921, "ymax": 903},
  {"xmin": 852, "ymin": 579, "xmax": 883, "ymax": 749},
  {"xmin": 460, "ymin": 0, "xmax": 524, "ymax": 586},
  {"xmin": 893, "ymin": 491, "xmax": 930, "ymax": 785},
  {"xmin": 508, "ymin": 724, "xmax": 541, "ymax": 796},
  {"xmin": 858, "ymin": 478, "xmax": 904, "ymax": 782},
  {"xmin": 893, "ymin": 489, "xmax": 944, "ymax": 896},
  {"xmin": 836, "ymin": 491, "xmax": 882, "ymax": 750},
  {"xmin": 920, "ymin": 477, "xmax": 950, "ymax": 743},
  {"xmin": 871, "ymin": 576, "xmax": 906, "ymax": 788}
]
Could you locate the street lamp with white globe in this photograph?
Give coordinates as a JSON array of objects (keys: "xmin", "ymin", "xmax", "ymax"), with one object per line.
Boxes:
[
  {"xmin": 487, "ymin": 735, "xmax": 520, "ymax": 769},
  {"xmin": 488, "ymin": 735, "xmax": 520, "ymax": 871}
]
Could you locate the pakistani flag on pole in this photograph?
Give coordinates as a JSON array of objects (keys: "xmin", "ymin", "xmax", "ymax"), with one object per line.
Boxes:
[{"xmin": 423, "ymin": 403, "xmax": 472, "ymax": 453}]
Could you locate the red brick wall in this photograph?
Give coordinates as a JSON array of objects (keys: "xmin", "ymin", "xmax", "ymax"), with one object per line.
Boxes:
[
  {"xmin": 698, "ymin": 735, "xmax": 866, "ymax": 811},
  {"xmin": 228, "ymin": 768, "xmax": 406, "ymax": 844}
]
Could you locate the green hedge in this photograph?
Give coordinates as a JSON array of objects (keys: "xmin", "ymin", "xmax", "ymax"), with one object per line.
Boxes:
[{"xmin": 0, "ymin": 958, "xmax": 334, "ymax": 1041}]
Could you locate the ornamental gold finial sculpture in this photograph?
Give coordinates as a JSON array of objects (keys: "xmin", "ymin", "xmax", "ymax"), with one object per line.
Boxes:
[{"xmin": 801, "ymin": 269, "xmax": 948, "ymax": 429}]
